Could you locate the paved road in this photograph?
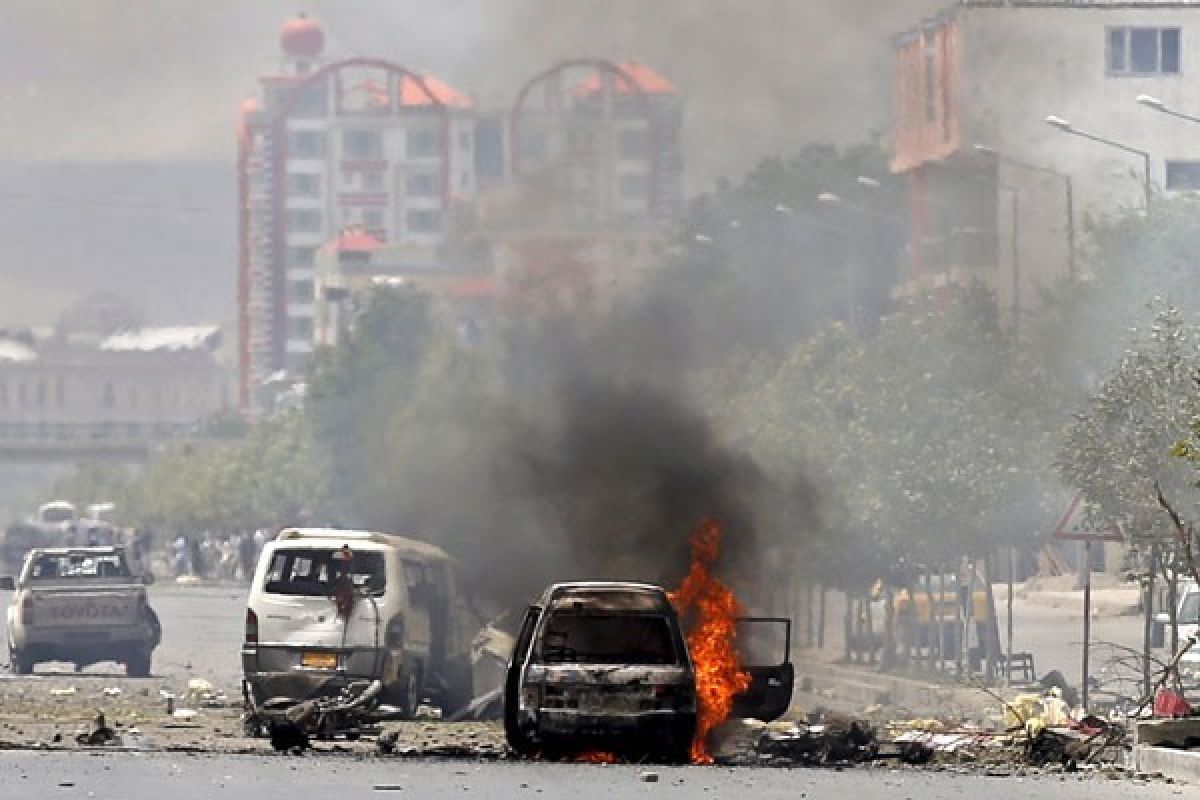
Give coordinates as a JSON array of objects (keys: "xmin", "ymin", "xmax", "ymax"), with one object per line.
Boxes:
[
  {"xmin": 0, "ymin": 751, "xmax": 1187, "ymax": 800},
  {"xmin": 0, "ymin": 584, "xmax": 248, "ymax": 687}
]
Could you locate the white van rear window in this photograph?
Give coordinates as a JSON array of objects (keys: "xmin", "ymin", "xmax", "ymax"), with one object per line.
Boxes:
[{"xmin": 264, "ymin": 548, "xmax": 386, "ymax": 596}]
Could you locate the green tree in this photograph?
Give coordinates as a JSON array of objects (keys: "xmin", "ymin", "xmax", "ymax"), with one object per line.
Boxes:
[
  {"xmin": 305, "ymin": 285, "xmax": 433, "ymax": 521},
  {"xmin": 1059, "ymin": 302, "xmax": 1199, "ymax": 556}
]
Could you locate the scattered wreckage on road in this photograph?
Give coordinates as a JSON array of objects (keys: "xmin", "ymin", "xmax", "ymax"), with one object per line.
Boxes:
[{"xmin": 2, "ymin": 545, "xmax": 160, "ymax": 676}]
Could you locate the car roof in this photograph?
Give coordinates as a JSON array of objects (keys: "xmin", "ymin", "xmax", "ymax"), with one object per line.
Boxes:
[
  {"xmin": 29, "ymin": 546, "xmax": 124, "ymax": 556},
  {"xmin": 272, "ymin": 528, "xmax": 450, "ymax": 560},
  {"xmin": 536, "ymin": 581, "xmax": 673, "ymax": 611}
]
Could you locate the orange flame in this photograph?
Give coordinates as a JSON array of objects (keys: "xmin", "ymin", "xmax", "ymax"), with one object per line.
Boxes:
[
  {"xmin": 670, "ymin": 519, "xmax": 750, "ymax": 764},
  {"xmin": 573, "ymin": 751, "xmax": 618, "ymax": 764}
]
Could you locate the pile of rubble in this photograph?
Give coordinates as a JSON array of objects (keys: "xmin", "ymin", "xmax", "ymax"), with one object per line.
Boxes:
[{"xmin": 709, "ymin": 690, "xmax": 1128, "ymax": 771}]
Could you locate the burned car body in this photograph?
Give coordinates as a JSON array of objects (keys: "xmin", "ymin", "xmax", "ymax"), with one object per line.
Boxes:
[
  {"xmin": 504, "ymin": 581, "xmax": 794, "ymax": 762},
  {"xmin": 505, "ymin": 582, "xmax": 697, "ymax": 762}
]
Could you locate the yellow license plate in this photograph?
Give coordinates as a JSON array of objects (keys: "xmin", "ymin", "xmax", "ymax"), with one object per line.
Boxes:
[{"xmin": 301, "ymin": 651, "xmax": 337, "ymax": 669}]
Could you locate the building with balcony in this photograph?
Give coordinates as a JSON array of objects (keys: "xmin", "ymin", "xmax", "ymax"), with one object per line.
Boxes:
[
  {"xmin": 237, "ymin": 15, "xmax": 482, "ymax": 410},
  {"xmin": 891, "ymin": 1, "xmax": 1200, "ymax": 317}
]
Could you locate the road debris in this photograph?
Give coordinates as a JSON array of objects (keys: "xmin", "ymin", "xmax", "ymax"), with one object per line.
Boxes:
[
  {"xmin": 244, "ymin": 679, "xmax": 406, "ymax": 752},
  {"xmin": 75, "ymin": 712, "xmax": 120, "ymax": 746}
]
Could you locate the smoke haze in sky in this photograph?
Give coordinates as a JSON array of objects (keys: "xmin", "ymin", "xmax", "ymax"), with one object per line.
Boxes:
[{"xmin": 0, "ymin": 0, "xmax": 944, "ymax": 327}]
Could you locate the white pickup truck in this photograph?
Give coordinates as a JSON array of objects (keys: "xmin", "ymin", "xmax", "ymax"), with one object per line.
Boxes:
[{"xmin": 1, "ymin": 546, "xmax": 160, "ymax": 676}]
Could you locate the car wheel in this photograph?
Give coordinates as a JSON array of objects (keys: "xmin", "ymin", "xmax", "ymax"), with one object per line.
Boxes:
[
  {"xmin": 401, "ymin": 670, "xmax": 420, "ymax": 717},
  {"xmin": 125, "ymin": 649, "xmax": 152, "ymax": 678},
  {"xmin": 657, "ymin": 717, "xmax": 696, "ymax": 764},
  {"xmin": 10, "ymin": 649, "xmax": 33, "ymax": 675}
]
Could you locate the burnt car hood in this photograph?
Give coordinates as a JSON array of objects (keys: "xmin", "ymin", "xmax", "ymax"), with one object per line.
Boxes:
[{"xmin": 525, "ymin": 663, "xmax": 691, "ymax": 685}]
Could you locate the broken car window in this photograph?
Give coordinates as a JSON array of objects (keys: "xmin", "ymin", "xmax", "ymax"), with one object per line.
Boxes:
[
  {"xmin": 263, "ymin": 548, "xmax": 386, "ymax": 597},
  {"xmin": 538, "ymin": 611, "xmax": 678, "ymax": 665}
]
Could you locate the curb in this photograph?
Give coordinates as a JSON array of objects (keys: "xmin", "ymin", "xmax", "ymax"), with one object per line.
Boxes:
[{"xmin": 1133, "ymin": 745, "xmax": 1200, "ymax": 783}]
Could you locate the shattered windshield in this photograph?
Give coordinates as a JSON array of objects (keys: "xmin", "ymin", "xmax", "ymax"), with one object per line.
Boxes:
[
  {"xmin": 263, "ymin": 548, "xmax": 386, "ymax": 597},
  {"xmin": 27, "ymin": 551, "xmax": 131, "ymax": 581},
  {"xmin": 538, "ymin": 611, "xmax": 678, "ymax": 665}
]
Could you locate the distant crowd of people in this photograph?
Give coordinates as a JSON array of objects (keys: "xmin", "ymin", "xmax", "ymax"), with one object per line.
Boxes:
[{"xmin": 169, "ymin": 530, "xmax": 271, "ymax": 583}]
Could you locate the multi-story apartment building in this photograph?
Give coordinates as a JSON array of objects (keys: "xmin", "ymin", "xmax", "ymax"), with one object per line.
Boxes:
[
  {"xmin": 237, "ymin": 23, "xmax": 687, "ymax": 412},
  {"xmin": 237, "ymin": 15, "xmax": 480, "ymax": 409},
  {"xmin": 492, "ymin": 60, "xmax": 683, "ymax": 316},
  {"xmin": 891, "ymin": 1, "xmax": 1200, "ymax": 318}
]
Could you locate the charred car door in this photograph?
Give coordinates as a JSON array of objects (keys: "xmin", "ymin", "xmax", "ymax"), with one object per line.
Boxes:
[
  {"xmin": 732, "ymin": 616, "xmax": 793, "ymax": 721},
  {"xmin": 503, "ymin": 605, "xmax": 541, "ymax": 753}
]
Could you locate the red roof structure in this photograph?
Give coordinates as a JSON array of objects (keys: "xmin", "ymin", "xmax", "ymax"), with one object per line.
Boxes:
[
  {"xmin": 335, "ymin": 229, "xmax": 382, "ymax": 253},
  {"xmin": 573, "ymin": 62, "xmax": 675, "ymax": 96},
  {"xmin": 280, "ymin": 15, "xmax": 324, "ymax": 59},
  {"xmin": 398, "ymin": 74, "xmax": 474, "ymax": 109}
]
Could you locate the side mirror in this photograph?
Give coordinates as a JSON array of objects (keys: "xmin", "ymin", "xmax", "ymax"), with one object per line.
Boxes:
[
  {"xmin": 0, "ymin": 576, "xmax": 15, "ymax": 591},
  {"xmin": 141, "ymin": 573, "xmax": 156, "ymax": 586}
]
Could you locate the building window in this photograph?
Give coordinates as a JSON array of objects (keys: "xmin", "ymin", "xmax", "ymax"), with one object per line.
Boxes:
[
  {"xmin": 618, "ymin": 129, "xmax": 649, "ymax": 159},
  {"xmin": 128, "ymin": 387, "xmax": 138, "ymax": 409},
  {"xmin": 17, "ymin": 383, "xmax": 26, "ymax": 408},
  {"xmin": 406, "ymin": 209, "xmax": 441, "ymax": 234},
  {"xmin": 35, "ymin": 379, "xmax": 46, "ymax": 408},
  {"xmin": 286, "ymin": 245, "xmax": 317, "ymax": 266},
  {"xmin": 55, "ymin": 377, "xmax": 64, "ymax": 408},
  {"xmin": 102, "ymin": 382, "xmax": 115, "ymax": 409},
  {"xmin": 288, "ymin": 130, "xmax": 326, "ymax": 158},
  {"xmin": 458, "ymin": 129, "xmax": 472, "ymax": 150},
  {"xmin": 362, "ymin": 208, "xmax": 385, "ymax": 229},
  {"xmin": 363, "ymin": 171, "xmax": 385, "ymax": 191},
  {"xmin": 619, "ymin": 172, "xmax": 648, "ymax": 199},
  {"xmin": 1108, "ymin": 27, "xmax": 1181, "ymax": 75},
  {"xmin": 406, "ymin": 172, "xmax": 438, "ymax": 197},
  {"xmin": 343, "ymin": 129, "xmax": 383, "ymax": 159},
  {"xmin": 288, "ymin": 316, "xmax": 314, "ymax": 340},
  {"xmin": 286, "ymin": 172, "xmax": 321, "ymax": 197},
  {"xmin": 924, "ymin": 47, "xmax": 937, "ymax": 121},
  {"xmin": 1166, "ymin": 160, "xmax": 1200, "ymax": 190},
  {"xmin": 287, "ymin": 208, "xmax": 322, "ymax": 233},
  {"xmin": 288, "ymin": 279, "xmax": 314, "ymax": 303},
  {"xmin": 407, "ymin": 129, "xmax": 439, "ymax": 159},
  {"xmin": 0, "ymin": 382, "xmax": 7, "ymax": 408},
  {"xmin": 290, "ymin": 84, "xmax": 328, "ymax": 117}
]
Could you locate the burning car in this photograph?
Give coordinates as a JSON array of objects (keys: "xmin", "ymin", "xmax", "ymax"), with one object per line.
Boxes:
[{"xmin": 504, "ymin": 580, "xmax": 792, "ymax": 763}]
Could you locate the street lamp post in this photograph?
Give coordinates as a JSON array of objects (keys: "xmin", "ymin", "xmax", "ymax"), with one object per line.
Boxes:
[
  {"xmin": 1044, "ymin": 115, "xmax": 1152, "ymax": 207},
  {"xmin": 974, "ymin": 144, "xmax": 1075, "ymax": 282},
  {"xmin": 1137, "ymin": 93, "xmax": 1200, "ymax": 125}
]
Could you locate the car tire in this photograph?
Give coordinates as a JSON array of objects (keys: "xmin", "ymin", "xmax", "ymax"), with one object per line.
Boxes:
[
  {"xmin": 441, "ymin": 659, "xmax": 474, "ymax": 717},
  {"xmin": 125, "ymin": 649, "xmax": 152, "ymax": 678},
  {"xmin": 10, "ymin": 649, "xmax": 33, "ymax": 675},
  {"xmin": 401, "ymin": 669, "xmax": 421, "ymax": 717},
  {"xmin": 384, "ymin": 667, "xmax": 421, "ymax": 718},
  {"xmin": 657, "ymin": 716, "xmax": 696, "ymax": 765}
]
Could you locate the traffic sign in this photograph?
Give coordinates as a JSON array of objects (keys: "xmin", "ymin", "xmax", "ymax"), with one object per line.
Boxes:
[{"xmin": 1052, "ymin": 491, "xmax": 1124, "ymax": 542}]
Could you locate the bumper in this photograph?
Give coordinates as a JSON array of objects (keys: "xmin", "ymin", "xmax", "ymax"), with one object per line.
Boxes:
[
  {"xmin": 534, "ymin": 707, "xmax": 686, "ymax": 736},
  {"xmin": 14, "ymin": 625, "xmax": 154, "ymax": 650},
  {"xmin": 242, "ymin": 644, "xmax": 395, "ymax": 700},
  {"xmin": 13, "ymin": 627, "xmax": 155, "ymax": 663}
]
